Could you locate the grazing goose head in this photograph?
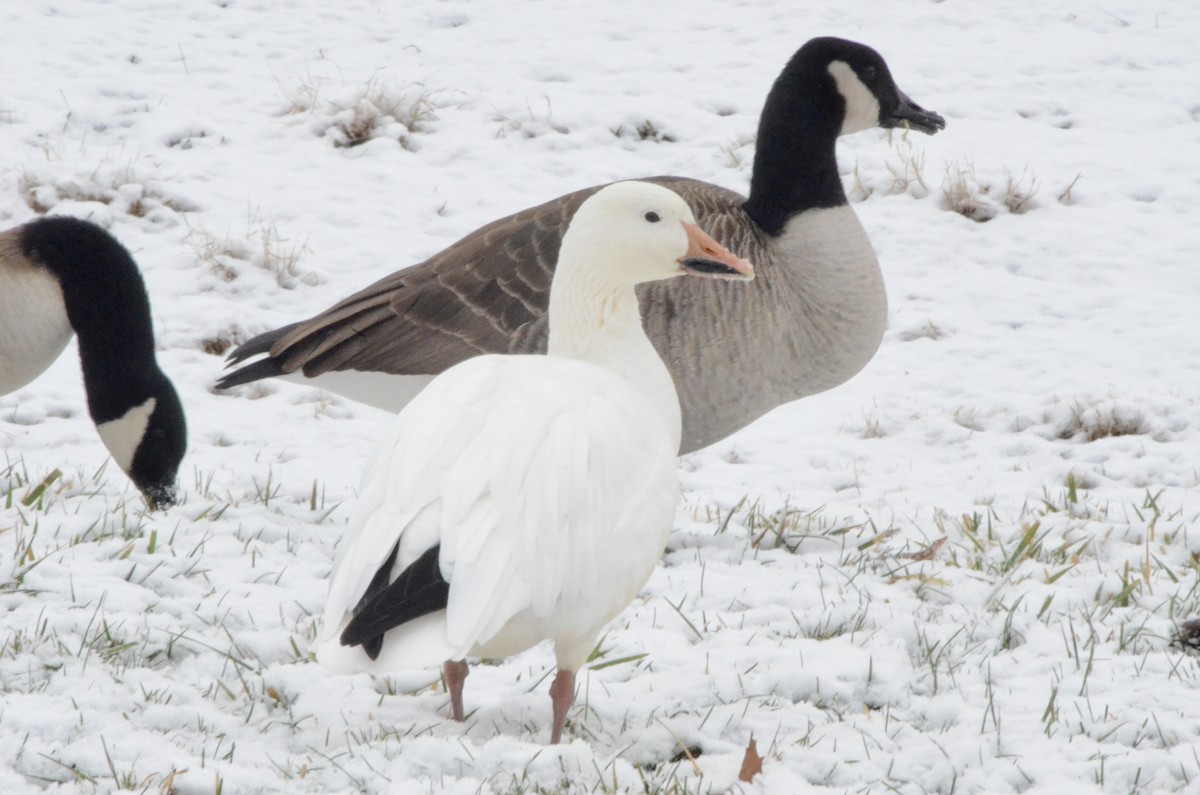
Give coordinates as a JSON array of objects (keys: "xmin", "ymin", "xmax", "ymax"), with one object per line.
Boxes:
[
  {"xmin": 93, "ymin": 373, "xmax": 187, "ymax": 509},
  {"xmin": 1, "ymin": 217, "xmax": 187, "ymax": 509},
  {"xmin": 746, "ymin": 36, "xmax": 946, "ymax": 235}
]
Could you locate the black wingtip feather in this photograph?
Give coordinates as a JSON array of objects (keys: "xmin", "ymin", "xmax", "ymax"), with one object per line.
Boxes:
[
  {"xmin": 214, "ymin": 356, "xmax": 288, "ymax": 390},
  {"xmin": 340, "ymin": 544, "xmax": 451, "ymax": 660},
  {"xmin": 214, "ymin": 322, "xmax": 309, "ymax": 389},
  {"xmin": 354, "ymin": 543, "xmax": 400, "ymax": 660}
]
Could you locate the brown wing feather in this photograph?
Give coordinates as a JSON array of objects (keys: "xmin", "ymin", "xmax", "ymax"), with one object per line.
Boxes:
[
  {"xmin": 240, "ymin": 177, "xmax": 754, "ymax": 408},
  {"xmin": 266, "ymin": 186, "xmax": 604, "ymax": 377}
]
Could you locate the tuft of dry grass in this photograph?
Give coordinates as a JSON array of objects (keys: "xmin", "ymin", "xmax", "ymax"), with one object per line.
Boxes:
[
  {"xmin": 1059, "ymin": 401, "xmax": 1148, "ymax": 442},
  {"xmin": 610, "ymin": 119, "xmax": 677, "ymax": 143},
  {"xmin": 251, "ymin": 221, "xmax": 310, "ymax": 287},
  {"xmin": 492, "ymin": 96, "xmax": 569, "ymax": 139},
  {"xmin": 897, "ymin": 319, "xmax": 943, "ymax": 342},
  {"xmin": 17, "ymin": 165, "xmax": 197, "ymax": 219},
  {"xmin": 860, "ymin": 411, "xmax": 887, "ymax": 439},
  {"xmin": 885, "ymin": 139, "xmax": 930, "ymax": 198},
  {"xmin": 941, "ymin": 162, "xmax": 1056, "ymax": 221},
  {"xmin": 184, "ymin": 221, "xmax": 248, "ymax": 283},
  {"xmin": 718, "ymin": 133, "xmax": 754, "ymax": 169},
  {"xmin": 323, "ymin": 79, "xmax": 438, "ymax": 148},
  {"xmin": 18, "ymin": 169, "xmax": 57, "ymax": 214},
  {"xmin": 1058, "ymin": 172, "xmax": 1084, "ymax": 205},
  {"xmin": 184, "ymin": 217, "xmax": 311, "ymax": 288},
  {"xmin": 201, "ymin": 331, "xmax": 241, "ymax": 357},
  {"xmin": 1004, "ymin": 167, "xmax": 1039, "ymax": 214},
  {"xmin": 274, "ymin": 66, "xmax": 323, "ymax": 116},
  {"xmin": 941, "ymin": 161, "xmax": 999, "ymax": 222}
]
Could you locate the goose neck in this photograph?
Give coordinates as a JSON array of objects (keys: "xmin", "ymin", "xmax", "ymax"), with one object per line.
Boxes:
[
  {"xmin": 547, "ymin": 269, "xmax": 656, "ymax": 371},
  {"xmin": 743, "ymin": 64, "xmax": 846, "ymax": 236},
  {"xmin": 547, "ymin": 268, "xmax": 681, "ymax": 441}
]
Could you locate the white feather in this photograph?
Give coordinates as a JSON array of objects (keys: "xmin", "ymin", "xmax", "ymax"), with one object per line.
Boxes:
[
  {"xmin": 829, "ymin": 60, "xmax": 881, "ymax": 135},
  {"xmin": 0, "ymin": 253, "xmax": 72, "ymax": 396},
  {"xmin": 95, "ymin": 397, "xmax": 157, "ymax": 473},
  {"xmin": 316, "ymin": 354, "xmax": 679, "ymax": 672}
]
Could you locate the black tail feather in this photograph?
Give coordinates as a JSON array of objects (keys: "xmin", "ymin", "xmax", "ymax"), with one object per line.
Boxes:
[
  {"xmin": 352, "ymin": 542, "xmax": 400, "ymax": 659},
  {"xmin": 340, "ymin": 544, "xmax": 450, "ymax": 660}
]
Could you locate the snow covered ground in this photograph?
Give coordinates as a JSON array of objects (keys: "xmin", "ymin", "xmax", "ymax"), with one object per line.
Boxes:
[{"xmin": 3, "ymin": 0, "xmax": 1199, "ymax": 792}]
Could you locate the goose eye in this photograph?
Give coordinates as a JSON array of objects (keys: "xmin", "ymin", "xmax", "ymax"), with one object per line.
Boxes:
[
  {"xmin": 860, "ymin": 65, "xmax": 877, "ymax": 82},
  {"xmin": 644, "ymin": 211, "xmax": 661, "ymax": 223}
]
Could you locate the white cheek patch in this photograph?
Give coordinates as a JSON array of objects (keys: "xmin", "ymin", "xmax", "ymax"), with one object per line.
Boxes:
[
  {"xmin": 96, "ymin": 397, "xmax": 157, "ymax": 474},
  {"xmin": 828, "ymin": 61, "xmax": 881, "ymax": 135}
]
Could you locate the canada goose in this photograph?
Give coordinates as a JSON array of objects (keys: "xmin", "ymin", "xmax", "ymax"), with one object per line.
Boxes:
[
  {"xmin": 219, "ymin": 37, "xmax": 944, "ymax": 453},
  {"xmin": 0, "ymin": 217, "xmax": 186, "ymax": 508}
]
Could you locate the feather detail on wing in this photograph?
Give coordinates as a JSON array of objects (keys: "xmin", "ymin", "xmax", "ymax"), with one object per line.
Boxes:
[
  {"xmin": 258, "ymin": 190, "xmax": 598, "ymax": 380},
  {"xmin": 224, "ymin": 177, "xmax": 752, "ymax": 381}
]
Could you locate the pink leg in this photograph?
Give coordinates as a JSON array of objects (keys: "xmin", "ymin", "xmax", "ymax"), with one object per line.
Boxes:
[
  {"xmin": 443, "ymin": 659, "xmax": 469, "ymax": 722},
  {"xmin": 548, "ymin": 668, "xmax": 576, "ymax": 745}
]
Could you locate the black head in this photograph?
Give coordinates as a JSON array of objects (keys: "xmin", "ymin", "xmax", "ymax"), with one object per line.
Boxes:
[
  {"xmin": 18, "ymin": 217, "xmax": 188, "ymax": 510},
  {"xmin": 126, "ymin": 373, "xmax": 187, "ymax": 510},
  {"xmin": 799, "ymin": 37, "xmax": 946, "ymax": 136},
  {"xmin": 745, "ymin": 37, "xmax": 946, "ymax": 234}
]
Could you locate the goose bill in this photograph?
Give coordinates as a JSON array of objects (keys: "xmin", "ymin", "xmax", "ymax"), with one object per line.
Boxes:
[
  {"xmin": 881, "ymin": 90, "xmax": 946, "ymax": 135},
  {"xmin": 679, "ymin": 223, "xmax": 755, "ymax": 281}
]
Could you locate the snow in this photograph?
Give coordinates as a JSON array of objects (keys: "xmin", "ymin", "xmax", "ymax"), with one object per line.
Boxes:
[{"xmin": 3, "ymin": 1, "xmax": 1200, "ymax": 793}]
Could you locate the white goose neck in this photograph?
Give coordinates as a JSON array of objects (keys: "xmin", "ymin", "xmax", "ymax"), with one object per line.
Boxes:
[{"xmin": 547, "ymin": 266, "xmax": 682, "ymax": 447}]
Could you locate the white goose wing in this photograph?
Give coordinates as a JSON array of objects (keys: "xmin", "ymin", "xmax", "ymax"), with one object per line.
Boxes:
[{"xmin": 317, "ymin": 354, "xmax": 679, "ymax": 672}]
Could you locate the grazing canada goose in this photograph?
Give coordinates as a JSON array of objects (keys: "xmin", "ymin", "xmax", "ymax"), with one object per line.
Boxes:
[
  {"xmin": 219, "ymin": 36, "xmax": 945, "ymax": 453},
  {"xmin": 316, "ymin": 181, "xmax": 754, "ymax": 744},
  {"xmin": 0, "ymin": 217, "xmax": 187, "ymax": 509}
]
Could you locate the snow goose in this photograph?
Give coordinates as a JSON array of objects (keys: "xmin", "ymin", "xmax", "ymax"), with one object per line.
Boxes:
[
  {"xmin": 316, "ymin": 181, "xmax": 753, "ymax": 744},
  {"xmin": 0, "ymin": 217, "xmax": 187, "ymax": 509},
  {"xmin": 219, "ymin": 36, "xmax": 944, "ymax": 453}
]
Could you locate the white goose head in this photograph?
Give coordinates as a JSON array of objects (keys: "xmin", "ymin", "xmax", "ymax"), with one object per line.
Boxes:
[
  {"xmin": 556, "ymin": 181, "xmax": 754, "ymax": 288},
  {"xmin": 547, "ymin": 181, "xmax": 753, "ymax": 420}
]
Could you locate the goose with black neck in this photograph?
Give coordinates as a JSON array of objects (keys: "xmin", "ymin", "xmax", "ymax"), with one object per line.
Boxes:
[
  {"xmin": 218, "ymin": 36, "xmax": 945, "ymax": 453},
  {"xmin": 0, "ymin": 217, "xmax": 187, "ymax": 509}
]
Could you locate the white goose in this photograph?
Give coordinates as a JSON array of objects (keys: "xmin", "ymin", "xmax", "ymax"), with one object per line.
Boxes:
[
  {"xmin": 218, "ymin": 37, "xmax": 944, "ymax": 453},
  {"xmin": 316, "ymin": 181, "xmax": 753, "ymax": 744},
  {"xmin": 0, "ymin": 216, "xmax": 187, "ymax": 509}
]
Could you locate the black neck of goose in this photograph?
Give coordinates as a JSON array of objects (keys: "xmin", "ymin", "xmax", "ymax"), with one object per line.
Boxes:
[
  {"xmin": 742, "ymin": 55, "xmax": 848, "ymax": 237},
  {"xmin": 19, "ymin": 217, "xmax": 163, "ymax": 423}
]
